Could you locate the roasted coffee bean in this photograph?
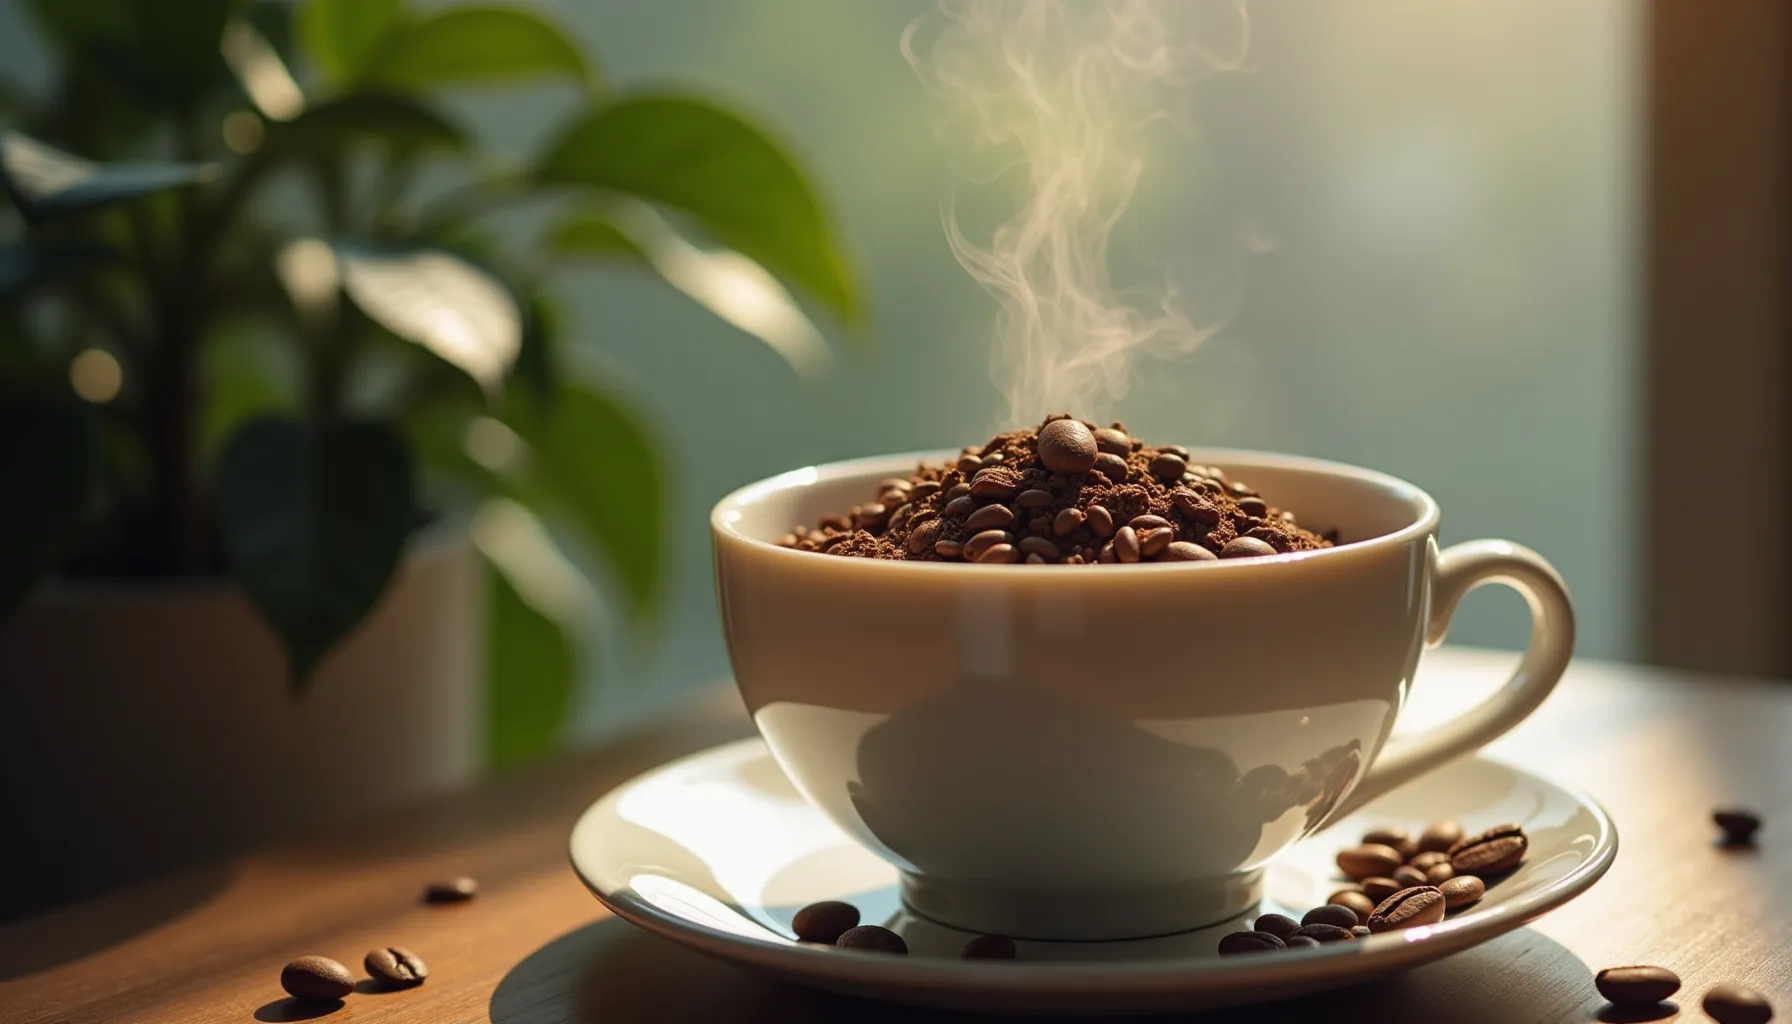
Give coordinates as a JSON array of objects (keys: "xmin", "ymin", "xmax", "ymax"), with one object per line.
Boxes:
[
  {"xmin": 1367, "ymin": 886, "xmax": 1446, "ymax": 933},
  {"xmin": 1160, "ymin": 444, "xmax": 1191, "ymax": 459},
  {"xmin": 1449, "ymin": 824, "xmax": 1527, "ymax": 876},
  {"xmin": 1714, "ymin": 808, "xmax": 1763, "ymax": 846},
  {"xmin": 1018, "ymin": 536, "xmax": 1060, "ymax": 560},
  {"xmin": 1280, "ymin": 510, "xmax": 1298, "ymax": 525},
  {"xmin": 1302, "ymin": 904, "xmax": 1361, "ymax": 930},
  {"xmin": 1237, "ymin": 496, "xmax": 1269, "ymax": 519},
  {"xmin": 1438, "ymin": 875, "xmax": 1484, "ymax": 908},
  {"xmin": 1409, "ymin": 851, "xmax": 1451, "ymax": 872},
  {"xmin": 1093, "ymin": 452, "xmax": 1130, "ymax": 481},
  {"xmin": 1253, "ymin": 914, "xmax": 1300, "ymax": 940},
  {"xmin": 1229, "ymin": 480, "xmax": 1256, "ymax": 497},
  {"xmin": 961, "ymin": 934, "xmax": 1017, "ymax": 960},
  {"xmin": 964, "ymin": 504, "xmax": 1016, "ymax": 532},
  {"xmin": 985, "ymin": 451, "xmax": 1006, "ymax": 464},
  {"xmin": 956, "ymin": 454, "xmax": 983, "ymax": 474},
  {"xmin": 1037, "ymin": 419, "xmax": 1099, "ymax": 475},
  {"xmin": 820, "ymin": 515, "xmax": 851, "ymax": 532},
  {"xmin": 1172, "ymin": 489, "xmax": 1222, "ymax": 526},
  {"xmin": 1594, "ymin": 966, "xmax": 1681, "ymax": 1006},
  {"xmin": 1161, "ymin": 541, "xmax": 1218, "ymax": 562},
  {"xmin": 1098, "ymin": 542, "xmax": 1117, "ymax": 562},
  {"xmin": 424, "ymin": 877, "xmax": 477, "ymax": 903},
  {"xmin": 963, "ymin": 529, "xmax": 1010, "ymax": 561},
  {"xmin": 1425, "ymin": 863, "xmax": 1456, "ymax": 884},
  {"xmin": 793, "ymin": 900, "xmax": 860, "ymax": 943},
  {"xmin": 1016, "ymin": 488, "xmax": 1056, "ymax": 509},
  {"xmin": 1149, "ymin": 452, "xmax": 1187, "ymax": 480},
  {"xmin": 1419, "ymin": 820, "xmax": 1464, "ymax": 853},
  {"xmin": 1283, "ymin": 935, "xmax": 1322, "ymax": 950},
  {"xmin": 877, "ymin": 477, "xmax": 913, "ymax": 496},
  {"xmin": 1093, "ymin": 427, "xmax": 1132, "ymax": 456},
  {"xmin": 1360, "ymin": 877, "xmax": 1402, "ymax": 902},
  {"xmin": 908, "ymin": 520, "xmax": 943, "ymax": 554},
  {"xmin": 1352, "ymin": 925, "xmax": 1372, "ymax": 938},
  {"xmin": 1138, "ymin": 527, "xmax": 1175, "ymax": 557},
  {"xmin": 1218, "ymin": 931, "xmax": 1285, "ymax": 955},
  {"xmin": 1127, "ymin": 514, "xmax": 1171, "ymax": 531},
  {"xmin": 364, "ymin": 947, "xmax": 427, "ymax": 988},
  {"xmin": 969, "ymin": 468, "xmax": 1020, "ymax": 501},
  {"xmin": 837, "ymin": 925, "xmax": 908, "ymax": 954},
  {"xmin": 1053, "ymin": 507, "xmax": 1086, "ymax": 536},
  {"xmin": 976, "ymin": 543, "xmax": 1021, "ymax": 564},
  {"xmin": 776, "ymin": 533, "xmax": 799, "ymax": 547},
  {"xmin": 1087, "ymin": 505, "xmax": 1115, "ymax": 537},
  {"xmin": 1392, "ymin": 866, "xmax": 1428, "ymax": 888},
  {"xmin": 281, "ymin": 956, "xmax": 354, "ymax": 1001},
  {"xmin": 1291, "ymin": 923, "xmax": 1355, "ymax": 943},
  {"xmin": 1024, "ymin": 553, "xmax": 1046, "ymax": 564},
  {"xmin": 1704, "ymin": 983, "xmax": 1773, "ymax": 1024},
  {"xmin": 1362, "ymin": 828, "xmax": 1418, "ymax": 861},
  {"xmin": 1328, "ymin": 890, "xmax": 1377, "ymax": 924},
  {"xmin": 944, "ymin": 482, "xmax": 972, "ymax": 502},
  {"xmin": 1113, "ymin": 526, "xmax": 1142, "ymax": 563},
  {"xmin": 1337, "ymin": 844, "xmax": 1404, "ymax": 880},
  {"xmin": 887, "ymin": 503, "xmax": 916, "ymax": 533},
  {"xmin": 853, "ymin": 503, "xmax": 890, "ymax": 531},
  {"xmin": 818, "ymin": 532, "xmax": 850, "ymax": 552},
  {"xmin": 945, "ymin": 495, "xmax": 979, "ymax": 520},
  {"xmin": 1221, "ymin": 536, "xmax": 1278, "ymax": 559},
  {"xmin": 934, "ymin": 539, "xmax": 965, "ymax": 560},
  {"xmin": 910, "ymin": 480, "xmax": 942, "ymax": 501}
]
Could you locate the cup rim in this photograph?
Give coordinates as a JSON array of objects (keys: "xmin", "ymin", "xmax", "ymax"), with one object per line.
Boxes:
[{"xmin": 711, "ymin": 447, "xmax": 1440, "ymax": 573}]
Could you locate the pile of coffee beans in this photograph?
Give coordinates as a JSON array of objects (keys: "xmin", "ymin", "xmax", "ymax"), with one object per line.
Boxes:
[
  {"xmin": 1217, "ymin": 820, "xmax": 1524, "ymax": 956},
  {"xmin": 777, "ymin": 416, "xmax": 1334, "ymax": 564},
  {"xmin": 279, "ymin": 947, "xmax": 427, "ymax": 1002},
  {"xmin": 791, "ymin": 899, "xmax": 1013, "ymax": 959},
  {"xmin": 1595, "ymin": 967, "xmax": 1774, "ymax": 1024}
]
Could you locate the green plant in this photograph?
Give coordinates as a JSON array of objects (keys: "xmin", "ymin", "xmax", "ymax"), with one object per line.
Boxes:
[{"xmin": 0, "ymin": 0, "xmax": 859, "ymax": 764}]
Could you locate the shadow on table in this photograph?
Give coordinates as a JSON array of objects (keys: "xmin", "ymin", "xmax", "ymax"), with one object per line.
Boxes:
[
  {"xmin": 0, "ymin": 862, "xmax": 231, "ymax": 981},
  {"xmin": 490, "ymin": 918, "xmax": 1603, "ymax": 1023}
]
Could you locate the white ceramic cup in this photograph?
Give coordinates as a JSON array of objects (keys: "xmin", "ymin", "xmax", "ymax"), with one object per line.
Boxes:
[{"xmin": 712, "ymin": 449, "xmax": 1574, "ymax": 941}]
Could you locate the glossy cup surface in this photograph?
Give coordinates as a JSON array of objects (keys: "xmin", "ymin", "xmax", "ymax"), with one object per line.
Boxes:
[{"xmin": 712, "ymin": 449, "xmax": 1440, "ymax": 939}]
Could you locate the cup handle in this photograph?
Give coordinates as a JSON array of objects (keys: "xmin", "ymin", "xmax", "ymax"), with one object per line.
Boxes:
[{"xmin": 1330, "ymin": 539, "xmax": 1576, "ymax": 819}]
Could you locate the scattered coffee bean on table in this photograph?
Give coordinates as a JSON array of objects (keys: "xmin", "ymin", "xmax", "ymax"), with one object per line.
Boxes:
[
  {"xmin": 1704, "ymin": 983, "xmax": 1774, "ymax": 1024},
  {"xmin": 1418, "ymin": 820, "xmax": 1464, "ymax": 853},
  {"xmin": 960, "ymin": 934, "xmax": 1018, "ymax": 960},
  {"xmin": 1362, "ymin": 828, "xmax": 1419, "ymax": 861},
  {"xmin": 1284, "ymin": 935, "xmax": 1322, "ymax": 949},
  {"xmin": 1594, "ymin": 966, "xmax": 1681, "ymax": 1006},
  {"xmin": 364, "ymin": 947, "xmax": 427, "ymax": 988},
  {"xmin": 1409, "ymin": 850, "xmax": 1450, "ymax": 872},
  {"xmin": 1713, "ymin": 808, "xmax": 1763, "ymax": 846},
  {"xmin": 423, "ymin": 876, "xmax": 477, "ymax": 903},
  {"xmin": 1367, "ymin": 886, "xmax": 1447, "ymax": 933},
  {"xmin": 1291, "ymin": 923, "xmax": 1356, "ymax": 943},
  {"xmin": 837, "ymin": 925, "xmax": 908, "ymax": 954},
  {"xmin": 1449, "ymin": 824, "xmax": 1528, "ymax": 876},
  {"xmin": 1437, "ymin": 874, "xmax": 1484, "ymax": 908},
  {"xmin": 1301, "ymin": 904, "xmax": 1361, "ymax": 930},
  {"xmin": 778, "ymin": 415, "xmax": 1333, "ymax": 562},
  {"xmin": 1392, "ymin": 865, "xmax": 1428, "ymax": 888},
  {"xmin": 1253, "ymin": 913, "xmax": 1301, "ymax": 940},
  {"xmin": 1219, "ymin": 931, "xmax": 1287, "ymax": 955},
  {"xmin": 1338, "ymin": 844, "xmax": 1404, "ymax": 881},
  {"xmin": 1327, "ymin": 890, "xmax": 1376, "ymax": 924},
  {"xmin": 280, "ymin": 956, "xmax": 354, "ymax": 1001},
  {"xmin": 793, "ymin": 901, "xmax": 861, "ymax": 944},
  {"xmin": 1360, "ymin": 876, "xmax": 1402, "ymax": 902},
  {"xmin": 1351, "ymin": 926, "xmax": 1371, "ymax": 938}
]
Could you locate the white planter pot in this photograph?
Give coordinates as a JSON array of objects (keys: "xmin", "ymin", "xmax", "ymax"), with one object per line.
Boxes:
[{"xmin": 0, "ymin": 535, "xmax": 483, "ymax": 920}]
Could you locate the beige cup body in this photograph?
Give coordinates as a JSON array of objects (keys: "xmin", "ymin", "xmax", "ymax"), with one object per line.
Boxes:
[{"xmin": 714, "ymin": 450, "xmax": 1447, "ymax": 939}]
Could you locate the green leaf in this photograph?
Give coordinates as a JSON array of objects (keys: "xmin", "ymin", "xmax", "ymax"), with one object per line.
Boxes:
[
  {"xmin": 0, "ymin": 132, "xmax": 217, "ymax": 223},
  {"xmin": 216, "ymin": 417, "xmax": 417, "ymax": 688},
  {"xmin": 335, "ymin": 245, "xmax": 521, "ymax": 394},
  {"xmin": 537, "ymin": 95, "xmax": 859, "ymax": 322},
  {"xmin": 507, "ymin": 384, "xmax": 663, "ymax": 621},
  {"xmin": 367, "ymin": 8, "xmax": 591, "ymax": 91},
  {"xmin": 29, "ymin": 0, "xmax": 237, "ymax": 107},
  {"xmin": 0, "ymin": 241, "xmax": 115, "ymax": 299},
  {"xmin": 263, "ymin": 94, "xmax": 468, "ymax": 155},
  {"xmin": 548, "ymin": 210, "xmax": 646, "ymax": 263},
  {"xmin": 298, "ymin": 0, "xmax": 402, "ymax": 85},
  {"xmin": 0, "ymin": 392, "xmax": 101, "ymax": 618},
  {"xmin": 513, "ymin": 288, "xmax": 558, "ymax": 405},
  {"xmin": 484, "ymin": 558, "xmax": 574, "ymax": 768}
]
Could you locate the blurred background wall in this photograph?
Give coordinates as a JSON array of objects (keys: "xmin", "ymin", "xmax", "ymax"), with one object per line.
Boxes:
[{"xmin": 0, "ymin": 0, "xmax": 1641, "ymax": 737}]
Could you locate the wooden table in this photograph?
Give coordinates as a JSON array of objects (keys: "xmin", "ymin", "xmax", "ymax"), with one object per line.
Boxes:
[{"xmin": 2, "ymin": 649, "xmax": 1787, "ymax": 1023}]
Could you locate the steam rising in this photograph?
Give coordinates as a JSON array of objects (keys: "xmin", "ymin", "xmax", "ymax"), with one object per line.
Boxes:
[{"xmin": 902, "ymin": 0, "xmax": 1248, "ymax": 423}]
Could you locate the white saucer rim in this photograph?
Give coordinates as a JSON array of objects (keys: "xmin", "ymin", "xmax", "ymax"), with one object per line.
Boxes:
[{"xmin": 569, "ymin": 737, "xmax": 1618, "ymax": 993}]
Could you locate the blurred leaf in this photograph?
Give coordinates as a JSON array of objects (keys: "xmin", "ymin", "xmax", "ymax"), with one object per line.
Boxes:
[
  {"xmin": 537, "ymin": 95, "xmax": 859, "ymax": 323},
  {"xmin": 335, "ymin": 245, "xmax": 521, "ymax": 394},
  {"xmin": 246, "ymin": 0, "xmax": 298, "ymax": 62},
  {"xmin": 0, "ymin": 241, "xmax": 115, "ymax": 300},
  {"xmin": 298, "ymin": 0, "xmax": 401, "ymax": 85},
  {"xmin": 548, "ymin": 210, "xmax": 646, "ymax": 263},
  {"xmin": 0, "ymin": 392, "xmax": 101, "ymax": 618},
  {"xmin": 0, "ymin": 131, "xmax": 217, "ymax": 223},
  {"xmin": 367, "ymin": 8, "xmax": 592, "ymax": 91},
  {"xmin": 217, "ymin": 416, "xmax": 416, "ymax": 688},
  {"xmin": 29, "ymin": 0, "xmax": 238, "ymax": 108},
  {"xmin": 263, "ymin": 94, "xmax": 467, "ymax": 155},
  {"xmin": 221, "ymin": 18, "xmax": 306, "ymax": 121},
  {"xmin": 507, "ymin": 384, "xmax": 663, "ymax": 621},
  {"xmin": 484, "ymin": 560, "xmax": 575, "ymax": 768},
  {"xmin": 513, "ymin": 288, "xmax": 558, "ymax": 405}
]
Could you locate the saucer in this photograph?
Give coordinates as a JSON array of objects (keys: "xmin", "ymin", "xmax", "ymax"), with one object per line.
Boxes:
[{"xmin": 569, "ymin": 739, "xmax": 1615, "ymax": 1015}]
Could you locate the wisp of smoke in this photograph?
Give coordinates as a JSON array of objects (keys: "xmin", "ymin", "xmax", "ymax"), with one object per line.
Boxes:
[{"xmin": 902, "ymin": 0, "xmax": 1249, "ymax": 424}]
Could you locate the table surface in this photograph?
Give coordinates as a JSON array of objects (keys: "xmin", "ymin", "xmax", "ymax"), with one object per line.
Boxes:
[{"xmin": 2, "ymin": 648, "xmax": 1788, "ymax": 1024}]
